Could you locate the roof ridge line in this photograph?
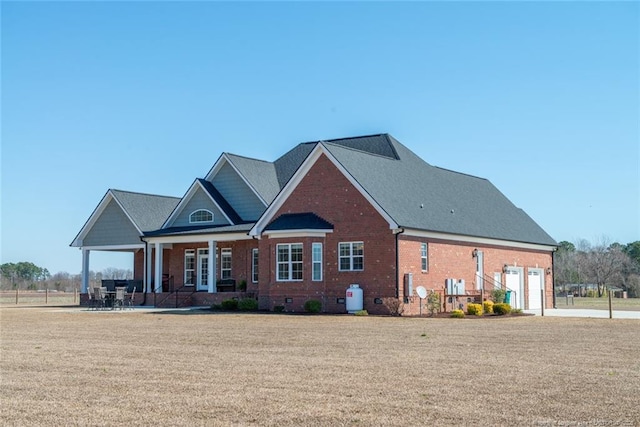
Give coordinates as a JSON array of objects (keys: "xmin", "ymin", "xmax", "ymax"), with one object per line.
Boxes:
[
  {"xmin": 322, "ymin": 140, "xmax": 399, "ymax": 161},
  {"xmin": 225, "ymin": 152, "xmax": 273, "ymax": 164},
  {"xmin": 110, "ymin": 188, "xmax": 181, "ymax": 199},
  {"xmin": 431, "ymin": 166, "xmax": 488, "ymax": 181}
]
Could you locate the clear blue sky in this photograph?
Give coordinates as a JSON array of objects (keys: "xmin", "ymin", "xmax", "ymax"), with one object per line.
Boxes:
[{"xmin": 1, "ymin": 1, "xmax": 638, "ymax": 275}]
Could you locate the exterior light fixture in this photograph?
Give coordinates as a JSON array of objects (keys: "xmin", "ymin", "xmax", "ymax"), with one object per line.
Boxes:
[
  {"xmin": 502, "ymin": 264, "xmax": 509, "ymax": 273},
  {"xmin": 546, "ymin": 267, "xmax": 552, "ymax": 275},
  {"xmin": 472, "ymin": 248, "xmax": 478, "ymax": 258}
]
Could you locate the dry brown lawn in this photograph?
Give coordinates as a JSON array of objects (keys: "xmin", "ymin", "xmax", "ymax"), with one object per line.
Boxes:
[{"xmin": 1, "ymin": 307, "xmax": 639, "ymax": 426}]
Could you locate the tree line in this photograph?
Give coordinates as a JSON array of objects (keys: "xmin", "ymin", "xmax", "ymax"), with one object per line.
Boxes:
[
  {"xmin": 554, "ymin": 238, "xmax": 640, "ymax": 298},
  {"xmin": 0, "ymin": 263, "xmax": 132, "ymax": 291}
]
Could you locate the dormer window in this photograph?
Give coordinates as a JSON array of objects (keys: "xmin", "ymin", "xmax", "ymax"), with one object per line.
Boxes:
[{"xmin": 190, "ymin": 209, "xmax": 213, "ymax": 223}]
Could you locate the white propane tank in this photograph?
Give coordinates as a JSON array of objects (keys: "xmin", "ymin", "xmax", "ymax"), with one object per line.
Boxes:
[{"xmin": 346, "ymin": 284, "xmax": 363, "ymax": 313}]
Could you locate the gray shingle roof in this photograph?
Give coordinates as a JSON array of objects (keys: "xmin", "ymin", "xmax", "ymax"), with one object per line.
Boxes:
[
  {"xmin": 224, "ymin": 154, "xmax": 280, "ymax": 204},
  {"xmin": 110, "ymin": 190, "xmax": 180, "ymax": 232},
  {"xmin": 274, "ymin": 143, "xmax": 315, "ymax": 188},
  {"xmin": 144, "ymin": 223, "xmax": 254, "ymax": 237},
  {"xmin": 321, "ymin": 134, "xmax": 557, "ymax": 246},
  {"xmin": 265, "ymin": 213, "xmax": 333, "ymax": 231}
]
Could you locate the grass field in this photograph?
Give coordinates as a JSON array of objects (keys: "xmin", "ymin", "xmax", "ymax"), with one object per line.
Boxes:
[
  {"xmin": 0, "ymin": 291, "xmax": 78, "ymax": 306},
  {"xmin": 554, "ymin": 296, "xmax": 640, "ymax": 311},
  {"xmin": 1, "ymin": 307, "xmax": 639, "ymax": 426}
]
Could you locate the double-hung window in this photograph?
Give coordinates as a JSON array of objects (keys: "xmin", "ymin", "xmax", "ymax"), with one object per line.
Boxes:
[
  {"xmin": 277, "ymin": 243, "xmax": 303, "ymax": 281},
  {"xmin": 252, "ymin": 248, "xmax": 259, "ymax": 283},
  {"xmin": 339, "ymin": 242, "xmax": 364, "ymax": 271},
  {"xmin": 421, "ymin": 243, "xmax": 428, "ymax": 272},
  {"xmin": 221, "ymin": 248, "xmax": 232, "ymax": 279},
  {"xmin": 184, "ymin": 249, "xmax": 195, "ymax": 285},
  {"xmin": 312, "ymin": 243, "xmax": 322, "ymax": 281}
]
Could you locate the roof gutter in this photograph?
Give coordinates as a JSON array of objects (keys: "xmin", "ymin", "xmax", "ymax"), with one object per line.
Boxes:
[{"xmin": 394, "ymin": 228, "xmax": 405, "ymax": 298}]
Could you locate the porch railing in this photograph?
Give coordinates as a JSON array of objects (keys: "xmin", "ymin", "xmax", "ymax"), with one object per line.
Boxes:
[{"xmin": 152, "ymin": 284, "xmax": 197, "ymax": 308}]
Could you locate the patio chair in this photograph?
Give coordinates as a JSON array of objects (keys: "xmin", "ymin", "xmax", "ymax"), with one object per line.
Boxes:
[
  {"xmin": 125, "ymin": 287, "xmax": 136, "ymax": 310},
  {"xmin": 86, "ymin": 289, "xmax": 94, "ymax": 310},
  {"xmin": 113, "ymin": 287, "xmax": 126, "ymax": 310},
  {"xmin": 92, "ymin": 287, "xmax": 106, "ymax": 310}
]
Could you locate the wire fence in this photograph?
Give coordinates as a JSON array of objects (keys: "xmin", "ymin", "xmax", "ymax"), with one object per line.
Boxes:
[{"xmin": 0, "ymin": 289, "xmax": 80, "ymax": 306}]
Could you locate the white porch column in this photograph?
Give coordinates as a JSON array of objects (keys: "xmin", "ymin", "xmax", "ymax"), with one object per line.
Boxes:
[
  {"xmin": 146, "ymin": 244, "xmax": 153, "ymax": 294},
  {"xmin": 154, "ymin": 242, "xmax": 163, "ymax": 293},
  {"xmin": 208, "ymin": 240, "xmax": 217, "ymax": 293},
  {"xmin": 81, "ymin": 249, "xmax": 90, "ymax": 293}
]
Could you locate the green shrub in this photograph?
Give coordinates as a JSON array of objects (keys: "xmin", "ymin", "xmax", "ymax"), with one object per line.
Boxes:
[
  {"xmin": 450, "ymin": 309, "xmax": 465, "ymax": 318},
  {"xmin": 493, "ymin": 303, "xmax": 511, "ymax": 315},
  {"xmin": 237, "ymin": 298, "xmax": 258, "ymax": 311},
  {"xmin": 427, "ymin": 291, "xmax": 441, "ymax": 316},
  {"xmin": 210, "ymin": 303, "xmax": 222, "ymax": 311},
  {"xmin": 220, "ymin": 299, "xmax": 238, "ymax": 311},
  {"xmin": 483, "ymin": 300, "xmax": 494, "ymax": 314},
  {"xmin": 491, "ymin": 289, "xmax": 506, "ymax": 303},
  {"xmin": 467, "ymin": 303, "xmax": 483, "ymax": 316},
  {"xmin": 354, "ymin": 310, "xmax": 368, "ymax": 316},
  {"xmin": 238, "ymin": 280, "xmax": 247, "ymax": 292},
  {"xmin": 304, "ymin": 299, "xmax": 322, "ymax": 313},
  {"xmin": 273, "ymin": 305, "xmax": 285, "ymax": 313},
  {"xmin": 511, "ymin": 308, "xmax": 523, "ymax": 314}
]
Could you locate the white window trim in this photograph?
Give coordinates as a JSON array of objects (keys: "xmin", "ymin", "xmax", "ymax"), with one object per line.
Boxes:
[
  {"xmin": 421, "ymin": 243, "xmax": 428, "ymax": 272},
  {"xmin": 338, "ymin": 241, "xmax": 364, "ymax": 272},
  {"xmin": 220, "ymin": 248, "xmax": 232, "ymax": 280},
  {"xmin": 312, "ymin": 242, "xmax": 322, "ymax": 281},
  {"xmin": 276, "ymin": 243, "xmax": 303, "ymax": 282},
  {"xmin": 189, "ymin": 209, "xmax": 214, "ymax": 224},
  {"xmin": 184, "ymin": 249, "xmax": 195, "ymax": 286},
  {"xmin": 252, "ymin": 248, "xmax": 259, "ymax": 283}
]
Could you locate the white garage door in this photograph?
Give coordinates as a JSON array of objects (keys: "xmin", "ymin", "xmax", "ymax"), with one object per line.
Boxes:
[
  {"xmin": 505, "ymin": 269, "xmax": 522, "ymax": 309},
  {"xmin": 528, "ymin": 270, "xmax": 543, "ymax": 310}
]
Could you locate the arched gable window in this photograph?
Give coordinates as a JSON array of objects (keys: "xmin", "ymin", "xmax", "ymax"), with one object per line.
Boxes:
[{"xmin": 189, "ymin": 209, "xmax": 214, "ymax": 223}]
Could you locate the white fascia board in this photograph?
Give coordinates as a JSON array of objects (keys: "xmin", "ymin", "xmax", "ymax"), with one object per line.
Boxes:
[
  {"xmin": 223, "ymin": 155, "xmax": 269, "ymax": 206},
  {"xmin": 401, "ymin": 228, "xmax": 557, "ymax": 252},
  {"xmin": 162, "ymin": 179, "xmax": 236, "ymax": 228},
  {"xmin": 195, "ymin": 180, "xmax": 234, "ymax": 225},
  {"xmin": 71, "ymin": 190, "xmax": 143, "ymax": 247},
  {"xmin": 110, "ymin": 192, "xmax": 144, "ymax": 235},
  {"xmin": 322, "ymin": 146, "xmax": 398, "ymax": 230},
  {"xmin": 143, "ymin": 232, "xmax": 253, "ymax": 245},
  {"xmin": 205, "ymin": 154, "xmax": 268, "ymax": 206},
  {"xmin": 250, "ymin": 143, "xmax": 398, "ymax": 236},
  {"xmin": 264, "ymin": 229, "xmax": 334, "ymax": 239},
  {"xmin": 71, "ymin": 191, "xmax": 113, "ymax": 247},
  {"xmin": 79, "ymin": 244, "xmax": 145, "ymax": 251},
  {"xmin": 203, "ymin": 152, "xmax": 226, "ymax": 182},
  {"xmin": 162, "ymin": 180, "xmax": 199, "ymax": 228}
]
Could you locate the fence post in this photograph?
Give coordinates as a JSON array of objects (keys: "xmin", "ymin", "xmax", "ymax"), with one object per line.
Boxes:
[
  {"xmin": 74, "ymin": 287, "xmax": 77, "ymax": 304},
  {"xmin": 608, "ymin": 290, "xmax": 613, "ymax": 319},
  {"xmin": 541, "ymin": 289, "xmax": 544, "ymax": 317},
  {"xmin": 15, "ymin": 288, "xmax": 19, "ymax": 305},
  {"xmin": 46, "ymin": 287, "xmax": 49, "ymax": 304}
]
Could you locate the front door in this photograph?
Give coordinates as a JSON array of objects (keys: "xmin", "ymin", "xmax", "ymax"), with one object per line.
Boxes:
[{"xmin": 197, "ymin": 249, "xmax": 209, "ymax": 291}]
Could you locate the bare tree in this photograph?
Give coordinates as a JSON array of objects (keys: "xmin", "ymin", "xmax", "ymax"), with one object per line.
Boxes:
[
  {"xmin": 579, "ymin": 237, "xmax": 629, "ymax": 297},
  {"xmin": 102, "ymin": 268, "xmax": 133, "ymax": 280}
]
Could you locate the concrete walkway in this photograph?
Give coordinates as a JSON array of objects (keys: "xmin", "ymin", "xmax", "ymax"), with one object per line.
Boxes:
[{"xmin": 525, "ymin": 308, "xmax": 640, "ymax": 319}]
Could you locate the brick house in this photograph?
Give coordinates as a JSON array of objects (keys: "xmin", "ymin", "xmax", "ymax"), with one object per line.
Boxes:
[{"xmin": 71, "ymin": 134, "xmax": 557, "ymax": 313}]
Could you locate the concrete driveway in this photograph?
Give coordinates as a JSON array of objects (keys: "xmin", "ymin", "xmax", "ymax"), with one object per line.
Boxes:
[{"xmin": 525, "ymin": 308, "xmax": 640, "ymax": 319}]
